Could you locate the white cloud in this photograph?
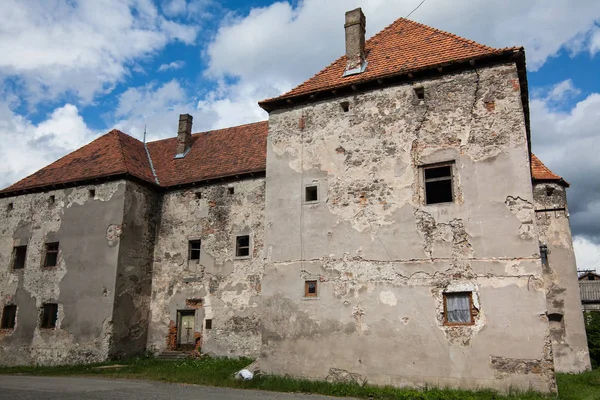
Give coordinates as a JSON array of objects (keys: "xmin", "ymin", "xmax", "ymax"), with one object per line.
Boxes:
[
  {"xmin": 574, "ymin": 236, "xmax": 600, "ymax": 273},
  {"xmin": 158, "ymin": 61, "xmax": 186, "ymax": 71},
  {"xmin": 0, "ymin": 102, "xmax": 96, "ymax": 189},
  {"xmin": 0, "ymin": 0, "xmax": 198, "ymax": 103},
  {"xmin": 545, "ymin": 79, "xmax": 581, "ymax": 103}
]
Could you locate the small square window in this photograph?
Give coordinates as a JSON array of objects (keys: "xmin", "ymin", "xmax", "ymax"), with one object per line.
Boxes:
[
  {"xmin": 228, "ymin": 187, "xmax": 234, "ymax": 195},
  {"xmin": 189, "ymin": 240, "xmax": 201, "ymax": 260},
  {"xmin": 305, "ymin": 280, "xmax": 318, "ymax": 298},
  {"xmin": 235, "ymin": 235, "xmax": 250, "ymax": 258},
  {"xmin": 7, "ymin": 203, "xmax": 13, "ymax": 212},
  {"xmin": 1, "ymin": 305, "xmax": 17, "ymax": 329},
  {"xmin": 44, "ymin": 242, "xmax": 59, "ymax": 268},
  {"xmin": 195, "ymin": 192, "xmax": 202, "ymax": 199},
  {"xmin": 340, "ymin": 101, "xmax": 350, "ymax": 112},
  {"xmin": 305, "ymin": 185, "xmax": 318, "ymax": 203},
  {"xmin": 89, "ymin": 189, "xmax": 96, "ymax": 198},
  {"xmin": 12, "ymin": 246, "xmax": 27, "ymax": 270},
  {"xmin": 443, "ymin": 292, "xmax": 474, "ymax": 325},
  {"xmin": 414, "ymin": 87, "xmax": 425, "ymax": 99},
  {"xmin": 40, "ymin": 303, "xmax": 58, "ymax": 329},
  {"xmin": 205, "ymin": 319, "xmax": 212, "ymax": 330},
  {"xmin": 48, "ymin": 195, "xmax": 55, "ymax": 205},
  {"xmin": 423, "ymin": 164, "xmax": 454, "ymax": 205}
]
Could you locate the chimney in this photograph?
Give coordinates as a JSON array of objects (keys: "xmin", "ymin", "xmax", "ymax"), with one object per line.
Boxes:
[
  {"xmin": 176, "ymin": 114, "xmax": 193, "ymax": 157},
  {"xmin": 344, "ymin": 8, "xmax": 367, "ymax": 76}
]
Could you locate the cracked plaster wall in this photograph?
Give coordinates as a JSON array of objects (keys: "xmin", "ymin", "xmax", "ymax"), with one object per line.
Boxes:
[
  {"xmin": 533, "ymin": 182, "xmax": 591, "ymax": 373},
  {"xmin": 147, "ymin": 178, "xmax": 264, "ymax": 357},
  {"xmin": 262, "ymin": 63, "xmax": 555, "ymax": 392},
  {"xmin": 0, "ymin": 181, "xmax": 126, "ymax": 366}
]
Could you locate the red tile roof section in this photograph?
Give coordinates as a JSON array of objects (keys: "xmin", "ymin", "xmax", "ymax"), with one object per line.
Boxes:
[
  {"xmin": 261, "ymin": 18, "xmax": 519, "ymax": 106},
  {"xmin": 0, "ymin": 122, "xmax": 268, "ymax": 194},
  {"xmin": 146, "ymin": 121, "xmax": 267, "ymax": 187},
  {"xmin": 531, "ymin": 154, "xmax": 565, "ymax": 183}
]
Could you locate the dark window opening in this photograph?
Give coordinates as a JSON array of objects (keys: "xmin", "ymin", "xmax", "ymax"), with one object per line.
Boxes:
[
  {"xmin": 540, "ymin": 244, "xmax": 549, "ymax": 267},
  {"xmin": 305, "ymin": 280, "xmax": 318, "ymax": 297},
  {"xmin": 189, "ymin": 240, "xmax": 201, "ymax": 260},
  {"xmin": 12, "ymin": 246, "xmax": 27, "ymax": 270},
  {"xmin": 305, "ymin": 185, "xmax": 318, "ymax": 202},
  {"xmin": 546, "ymin": 187, "xmax": 554, "ymax": 196},
  {"xmin": 443, "ymin": 292, "xmax": 474, "ymax": 325},
  {"xmin": 40, "ymin": 303, "xmax": 58, "ymax": 329},
  {"xmin": 424, "ymin": 165, "xmax": 453, "ymax": 204},
  {"xmin": 205, "ymin": 319, "xmax": 212, "ymax": 330},
  {"xmin": 414, "ymin": 87, "xmax": 425, "ymax": 99},
  {"xmin": 588, "ymin": 275, "xmax": 596, "ymax": 281},
  {"xmin": 228, "ymin": 187, "xmax": 234, "ymax": 195},
  {"xmin": 195, "ymin": 192, "xmax": 202, "ymax": 199},
  {"xmin": 44, "ymin": 242, "xmax": 59, "ymax": 267},
  {"xmin": 7, "ymin": 203, "xmax": 13, "ymax": 212},
  {"xmin": 89, "ymin": 189, "xmax": 96, "ymax": 198},
  {"xmin": 236, "ymin": 235, "xmax": 250, "ymax": 257},
  {"xmin": 48, "ymin": 195, "xmax": 55, "ymax": 205},
  {"xmin": 1, "ymin": 305, "xmax": 16, "ymax": 329},
  {"xmin": 340, "ymin": 101, "xmax": 350, "ymax": 112},
  {"xmin": 548, "ymin": 313, "xmax": 563, "ymax": 323}
]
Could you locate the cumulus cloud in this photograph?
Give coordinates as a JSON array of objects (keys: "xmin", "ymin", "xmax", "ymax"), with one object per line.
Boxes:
[
  {"xmin": 158, "ymin": 61, "xmax": 186, "ymax": 71},
  {"xmin": 0, "ymin": 102, "xmax": 96, "ymax": 189},
  {"xmin": 0, "ymin": 0, "xmax": 198, "ymax": 103}
]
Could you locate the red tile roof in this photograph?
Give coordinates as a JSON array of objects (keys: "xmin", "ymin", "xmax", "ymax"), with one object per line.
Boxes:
[
  {"xmin": 531, "ymin": 154, "xmax": 567, "ymax": 185},
  {"xmin": 260, "ymin": 17, "xmax": 519, "ymax": 107},
  {"xmin": 146, "ymin": 121, "xmax": 267, "ymax": 187},
  {"xmin": 0, "ymin": 123, "xmax": 268, "ymax": 195}
]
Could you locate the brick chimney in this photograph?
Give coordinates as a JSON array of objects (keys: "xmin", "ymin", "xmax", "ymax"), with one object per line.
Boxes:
[
  {"xmin": 344, "ymin": 8, "xmax": 367, "ymax": 76},
  {"xmin": 176, "ymin": 114, "xmax": 193, "ymax": 157}
]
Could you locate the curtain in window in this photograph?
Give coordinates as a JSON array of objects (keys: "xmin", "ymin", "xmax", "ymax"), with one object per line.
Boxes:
[{"xmin": 446, "ymin": 294, "xmax": 471, "ymax": 323}]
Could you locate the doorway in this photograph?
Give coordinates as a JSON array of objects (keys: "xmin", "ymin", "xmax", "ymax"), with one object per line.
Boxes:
[{"xmin": 177, "ymin": 310, "xmax": 195, "ymax": 350}]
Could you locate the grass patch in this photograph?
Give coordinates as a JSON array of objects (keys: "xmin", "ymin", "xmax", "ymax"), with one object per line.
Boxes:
[{"xmin": 1, "ymin": 355, "xmax": 598, "ymax": 399}]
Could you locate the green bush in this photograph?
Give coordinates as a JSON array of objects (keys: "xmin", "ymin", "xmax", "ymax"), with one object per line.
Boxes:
[{"xmin": 584, "ymin": 311, "xmax": 600, "ymax": 368}]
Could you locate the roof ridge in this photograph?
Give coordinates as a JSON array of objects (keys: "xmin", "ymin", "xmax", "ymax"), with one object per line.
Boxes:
[
  {"xmin": 147, "ymin": 120, "xmax": 269, "ymax": 145},
  {"xmin": 113, "ymin": 130, "xmax": 130, "ymax": 175}
]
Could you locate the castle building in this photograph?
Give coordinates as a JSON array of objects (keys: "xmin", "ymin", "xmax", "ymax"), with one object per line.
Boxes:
[{"xmin": 0, "ymin": 8, "xmax": 590, "ymax": 393}]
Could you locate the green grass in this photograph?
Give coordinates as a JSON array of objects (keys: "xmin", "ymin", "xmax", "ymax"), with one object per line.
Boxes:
[{"xmin": 0, "ymin": 355, "xmax": 598, "ymax": 400}]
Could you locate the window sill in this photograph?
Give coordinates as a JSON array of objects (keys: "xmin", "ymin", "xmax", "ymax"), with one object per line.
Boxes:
[
  {"xmin": 234, "ymin": 256, "xmax": 252, "ymax": 260},
  {"xmin": 302, "ymin": 297, "xmax": 319, "ymax": 301},
  {"xmin": 443, "ymin": 322, "xmax": 474, "ymax": 327}
]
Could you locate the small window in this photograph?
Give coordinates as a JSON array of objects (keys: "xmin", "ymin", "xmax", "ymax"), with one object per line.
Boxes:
[
  {"xmin": 305, "ymin": 185, "xmax": 318, "ymax": 203},
  {"xmin": 1, "ymin": 305, "xmax": 17, "ymax": 329},
  {"xmin": 423, "ymin": 164, "xmax": 453, "ymax": 204},
  {"xmin": 414, "ymin": 87, "xmax": 425, "ymax": 99},
  {"xmin": 44, "ymin": 242, "xmax": 59, "ymax": 267},
  {"xmin": 89, "ymin": 189, "xmax": 96, "ymax": 198},
  {"xmin": 48, "ymin": 195, "xmax": 55, "ymax": 205},
  {"xmin": 340, "ymin": 101, "xmax": 350, "ymax": 112},
  {"xmin": 545, "ymin": 187, "xmax": 554, "ymax": 197},
  {"xmin": 235, "ymin": 235, "xmax": 250, "ymax": 258},
  {"xmin": 540, "ymin": 244, "xmax": 549, "ymax": 267},
  {"xmin": 7, "ymin": 203, "xmax": 13, "ymax": 212},
  {"xmin": 205, "ymin": 319, "xmax": 212, "ymax": 330},
  {"xmin": 443, "ymin": 292, "xmax": 474, "ymax": 325},
  {"xmin": 189, "ymin": 240, "xmax": 201, "ymax": 261},
  {"xmin": 40, "ymin": 303, "xmax": 58, "ymax": 329},
  {"xmin": 12, "ymin": 246, "xmax": 27, "ymax": 270},
  {"xmin": 305, "ymin": 280, "xmax": 318, "ymax": 298},
  {"xmin": 228, "ymin": 187, "xmax": 234, "ymax": 195},
  {"xmin": 195, "ymin": 192, "xmax": 202, "ymax": 199}
]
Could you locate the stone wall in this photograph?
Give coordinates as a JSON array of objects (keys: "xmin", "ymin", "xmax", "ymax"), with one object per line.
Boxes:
[
  {"xmin": 262, "ymin": 63, "xmax": 556, "ymax": 392},
  {"xmin": 110, "ymin": 181, "xmax": 160, "ymax": 359},
  {"xmin": 533, "ymin": 182, "xmax": 591, "ymax": 372},
  {"xmin": 0, "ymin": 181, "xmax": 126, "ymax": 365},
  {"xmin": 147, "ymin": 178, "xmax": 265, "ymax": 357}
]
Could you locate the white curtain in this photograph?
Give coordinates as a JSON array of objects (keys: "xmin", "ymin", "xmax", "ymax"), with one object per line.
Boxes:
[{"xmin": 447, "ymin": 294, "xmax": 470, "ymax": 323}]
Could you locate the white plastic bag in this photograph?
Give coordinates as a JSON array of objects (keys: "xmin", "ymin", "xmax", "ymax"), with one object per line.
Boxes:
[{"xmin": 237, "ymin": 369, "xmax": 254, "ymax": 380}]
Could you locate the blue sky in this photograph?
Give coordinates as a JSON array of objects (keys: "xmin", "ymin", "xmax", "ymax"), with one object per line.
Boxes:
[{"xmin": 1, "ymin": 0, "xmax": 599, "ymax": 269}]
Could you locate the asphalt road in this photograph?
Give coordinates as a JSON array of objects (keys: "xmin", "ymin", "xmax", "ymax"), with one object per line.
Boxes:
[{"xmin": 0, "ymin": 376, "xmax": 356, "ymax": 400}]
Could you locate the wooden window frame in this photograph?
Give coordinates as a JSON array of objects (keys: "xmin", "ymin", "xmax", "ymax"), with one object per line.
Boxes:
[
  {"xmin": 304, "ymin": 280, "xmax": 318, "ymax": 298},
  {"xmin": 12, "ymin": 245, "xmax": 27, "ymax": 270},
  {"xmin": 1, "ymin": 305, "xmax": 17, "ymax": 330},
  {"xmin": 43, "ymin": 242, "xmax": 59, "ymax": 268},
  {"xmin": 189, "ymin": 240, "xmax": 201, "ymax": 261},
  {"xmin": 235, "ymin": 235, "xmax": 251, "ymax": 258},
  {"xmin": 422, "ymin": 162, "xmax": 454, "ymax": 205},
  {"xmin": 443, "ymin": 292, "xmax": 475, "ymax": 326},
  {"xmin": 40, "ymin": 303, "xmax": 58, "ymax": 329}
]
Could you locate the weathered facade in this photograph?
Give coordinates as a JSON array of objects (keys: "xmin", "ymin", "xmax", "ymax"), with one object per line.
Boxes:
[{"xmin": 0, "ymin": 7, "xmax": 590, "ymax": 394}]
